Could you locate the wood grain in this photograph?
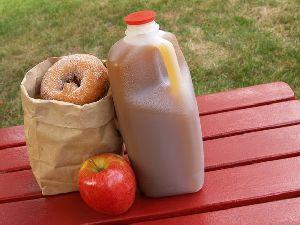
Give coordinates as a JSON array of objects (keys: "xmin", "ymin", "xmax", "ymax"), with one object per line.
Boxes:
[
  {"xmin": 201, "ymin": 100, "xmax": 300, "ymax": 140},
  {"xmin": 0, "ymin": 146, "xmax": 30, "ymax": 173},
  {"xmin": 197, "ymin": 82, "xmax": 295, "ymax": 115},
  {"xmin": 204, "ymin": 124, "xmax": 300, "ymax": 171},
  {"xmin": 0, "ymin": 126, "xmax": 25, "ymax": 150},
  {"xmin": 0, "ymin": 170, "xmax": 41, "ymax": 203},
  {"xmin": 131, "ymin": 197, "xmax": 300, "ymax": 225}
]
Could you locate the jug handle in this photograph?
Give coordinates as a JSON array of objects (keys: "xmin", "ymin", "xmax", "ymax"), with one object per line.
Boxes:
[{"xmin": 155, "ymin": 39, "xmax": 182, "ymax": 95}]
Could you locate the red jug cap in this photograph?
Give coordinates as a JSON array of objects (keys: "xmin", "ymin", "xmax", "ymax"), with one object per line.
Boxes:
[{"xmin": 124, "ymin": 10, "xmax": 156, "ymax": 25}]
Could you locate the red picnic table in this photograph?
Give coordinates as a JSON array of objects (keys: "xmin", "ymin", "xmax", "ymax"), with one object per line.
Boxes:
[{"xmin": 1, "ymin": 82, "xmax": 300, "ymax": 225}]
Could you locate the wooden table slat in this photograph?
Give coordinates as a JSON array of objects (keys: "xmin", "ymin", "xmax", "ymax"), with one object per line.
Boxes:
[
  {"xmin": 3, "ymin": 100, "xmax": 300, "ymax": 148},
  {"xmin": 204, "ymin": 124, "xmax": 300, "ymax": 171},
  {"xmin": 0, "ymin": 146, "xmax": 30, "ymax": 173},
  {"xmin": 1, "ymin": 157, "xmax": 300, "ymax": 225},
  {"xmin": 130, "ymin": 197, "xmax": 300, "ymax": 225},
  {"xmin": 201, "ymin": 100, "xmax": 300, "ymax": 140},
  {"xmin": 197, "ymin": 82, "xmax": 295, "ymax": 115},
  {"xmin": 0, "ymin": 170, "xmax": 40, "ymax": 203},
  {"xmin": 2, "ymin": 124, "xmax": 300, "ymax": 175},
  {"xmin": 0, "ymin": 126, "xmax": 25, "ymax": 150}
]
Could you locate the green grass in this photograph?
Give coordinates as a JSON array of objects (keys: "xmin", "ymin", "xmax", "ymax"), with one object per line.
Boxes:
[{"xmin": 0, "ymin": 0, "xmax": 299, "ymax": 127}]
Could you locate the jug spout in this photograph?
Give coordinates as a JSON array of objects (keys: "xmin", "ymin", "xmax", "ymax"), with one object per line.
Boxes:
[{"xmin": 124, "ymin": 10, "xmax": 159, "ymax": 36}]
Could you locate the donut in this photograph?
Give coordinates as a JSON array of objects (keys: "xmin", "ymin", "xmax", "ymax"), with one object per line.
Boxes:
[{"xmin": 40, "ymin": 54, "xmax": 109, "ymax": 105}]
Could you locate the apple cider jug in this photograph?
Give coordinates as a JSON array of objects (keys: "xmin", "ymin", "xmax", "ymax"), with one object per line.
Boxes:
[{"xmin": 107, "ymin": 10, "xmax": 204, "ymax": 197}]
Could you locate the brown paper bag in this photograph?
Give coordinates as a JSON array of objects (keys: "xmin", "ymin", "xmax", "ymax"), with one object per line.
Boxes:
[{"xmin": 20, "ymin": 57, "xmax": 123, "ymax": 195}]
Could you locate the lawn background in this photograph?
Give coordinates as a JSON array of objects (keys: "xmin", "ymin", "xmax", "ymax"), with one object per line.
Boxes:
[{"xmin": 0, "ymin": 0, "xmax": 299, "ymax": 128}]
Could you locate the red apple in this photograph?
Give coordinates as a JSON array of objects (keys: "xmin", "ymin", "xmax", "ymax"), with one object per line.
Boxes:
[{"xmin": 78, "ymin": 153, "xmax": 136, "ymax": 215}]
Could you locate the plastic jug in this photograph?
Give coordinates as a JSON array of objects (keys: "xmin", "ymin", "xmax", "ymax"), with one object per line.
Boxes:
[{"xmin": 107, "ymin": 10, "xmax": 204, "ymax": 197}]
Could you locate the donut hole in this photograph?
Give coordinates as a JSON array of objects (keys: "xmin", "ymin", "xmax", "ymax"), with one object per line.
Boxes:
[{"xmin": 63, "ymin": 73, "xmax": 81, "ymax": 89}]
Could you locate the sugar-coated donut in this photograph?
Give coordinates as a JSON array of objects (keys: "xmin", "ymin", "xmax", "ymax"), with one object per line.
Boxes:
[{"xmin": 40, "ymin": 54, "xmax": 109, "ymax": 105}]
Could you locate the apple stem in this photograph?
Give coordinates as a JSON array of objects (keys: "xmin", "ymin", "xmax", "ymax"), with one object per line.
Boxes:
[{"xmin": 89, "ymin": 159, "xmax": 101, "ymax": 172}]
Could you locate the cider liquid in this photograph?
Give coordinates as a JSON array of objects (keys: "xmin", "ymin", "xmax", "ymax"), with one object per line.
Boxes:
[{"xmin": 108, "ymin": 31, "xmax": 204, "ymax": 197}]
